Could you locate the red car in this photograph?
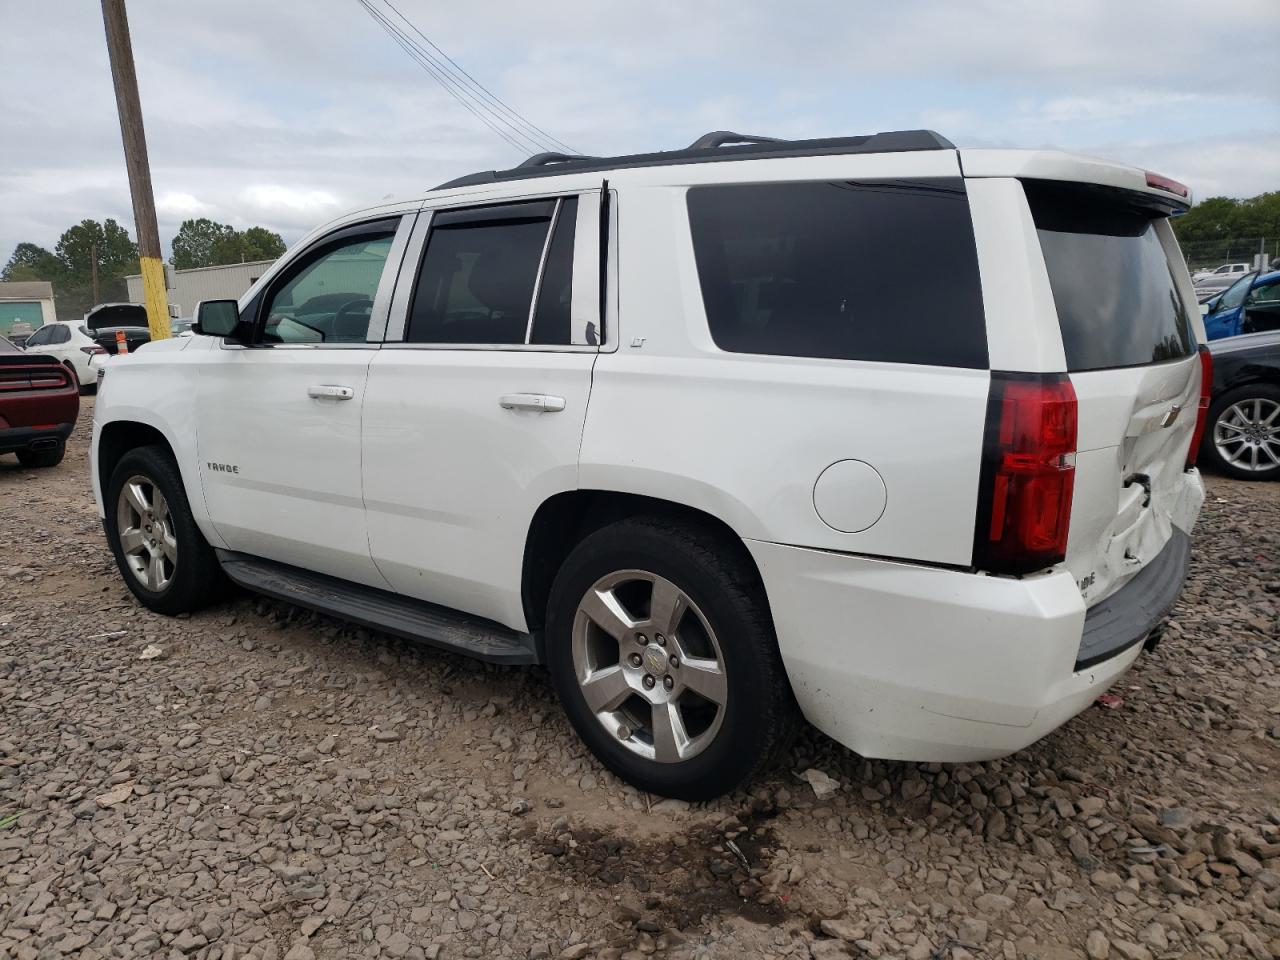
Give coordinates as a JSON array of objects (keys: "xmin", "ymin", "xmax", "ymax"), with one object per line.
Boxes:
[{"xmin": 0, "ymin": 336, "xmax": 79, "ymax": 468}]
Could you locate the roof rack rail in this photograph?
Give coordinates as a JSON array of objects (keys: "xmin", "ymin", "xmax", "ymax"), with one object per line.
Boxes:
[
  {"xmin": 518, "ymin": 151, "xmax": 600, "ymax": 169},
  {"xmin": 686, "ymin": 130, "xmax": 784, "ymax": 150},
  {"xmin": 434, "ymin": 129, "xmax": 955, "ymax": 190}
]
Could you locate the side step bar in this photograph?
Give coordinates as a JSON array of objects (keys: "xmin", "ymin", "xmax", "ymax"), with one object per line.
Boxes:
[{"xmin": 216, "ymin": 550, "xmax": 539, "ymax": 665}]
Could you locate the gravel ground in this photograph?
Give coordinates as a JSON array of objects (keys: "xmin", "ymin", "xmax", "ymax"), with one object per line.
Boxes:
[{"xmin": 1, "ymin": 398, "xmax": 1278, "ymax": 960}]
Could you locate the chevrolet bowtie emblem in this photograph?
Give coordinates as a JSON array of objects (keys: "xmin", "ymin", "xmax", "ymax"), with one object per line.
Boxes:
[{"xmin": 1160, "ymin": 403, "xmax": 1182, "ymax": 428}]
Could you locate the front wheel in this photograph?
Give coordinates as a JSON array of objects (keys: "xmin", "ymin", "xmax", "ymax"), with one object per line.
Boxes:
[
  {"xmin": 1202, "ymin": 384, "xmax": 1280, "ymax": 480},
  {"xmin": 105, "ymin": 445, "xmax": 227, "ymax": 614},
  {"xmin": 545, "ymin": 516, "xmax": 798, "ymax": 801}
]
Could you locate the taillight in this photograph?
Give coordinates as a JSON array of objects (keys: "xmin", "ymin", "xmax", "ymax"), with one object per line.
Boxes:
[
  {"xmin": 974, "ymin": 373, "xmax": 1078, "ymax": 576},
  {"xmin": 1186, "ymin": 345, "xmax": 1213, "ymax": 469},
  {"xmin": 1145, "ymin": 171, "xmax": 1189, "ymax": 198},
  {"xmin": 80, "ymin": 345, "xmax": 107, "ymax": 355}
]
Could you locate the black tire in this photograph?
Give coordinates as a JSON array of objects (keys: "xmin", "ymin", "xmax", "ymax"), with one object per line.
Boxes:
[
  {"xmin": 545, "ymin": 515, "xmax": 799, "ymax": 801},
  {"xmin": 1201, "ymin": 383, "xmax": 1280, "ymax": 481},
  {"xmin": 105, "ymin": 445, "xmax": 227, "ymax": 614},
  {"xmin": 16, "ymin": 442, "xmax": 65, "ymax": 469}
]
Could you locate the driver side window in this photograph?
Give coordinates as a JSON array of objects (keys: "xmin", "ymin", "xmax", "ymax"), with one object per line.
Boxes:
[{"xmin": 261, "ymin": 231, "xmax": 394, "ymax": 344}]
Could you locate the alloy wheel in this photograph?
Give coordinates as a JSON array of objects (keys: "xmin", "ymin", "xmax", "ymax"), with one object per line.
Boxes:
[
  {"xmin": 1214, "ymin": 397, "xmax": 1280, "ymax": 472},
  {"xmin": 116, "ymin": 475, "xmax": 177, "ymax": 591},
  {"xmin": 571, "ymin": 569, "xmax": 728, "ymax": 764}
]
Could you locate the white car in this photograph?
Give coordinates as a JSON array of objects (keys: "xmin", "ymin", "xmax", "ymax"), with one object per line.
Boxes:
[
  {"xmin": 89, "ymin": 130, "xmax": 1208, "ymax": 799},
  {"xmin": 1193, "ymin": 262, "xmax": 1252, "ymax": 297},
  {"xmin": 21, "ymin": 320, "xmax": 105, "ymax": 391},
  {"xmin": 1192, "ymin": 262, "xmax": 1249, "ymax": 283}
]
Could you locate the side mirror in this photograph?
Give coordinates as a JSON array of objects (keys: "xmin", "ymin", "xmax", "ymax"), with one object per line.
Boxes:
[{"xmin": 193, "ymin": 300, "xmax": 249, "ymax": 341}]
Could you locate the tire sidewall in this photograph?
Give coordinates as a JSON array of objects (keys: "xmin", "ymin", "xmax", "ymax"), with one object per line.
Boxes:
[
  {"xmin": 105, "ymin": 447, "xmax": 206, "ymax": 612},
  {"xmin": 1203, "ymin": 384, "xmax": 1280, "ymax": 481},
  {"xmin": 546, "ymin": 523, "xmax": 781, "ymax": 799}
]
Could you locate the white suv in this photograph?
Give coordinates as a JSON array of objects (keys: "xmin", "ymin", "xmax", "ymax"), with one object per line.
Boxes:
[{"xmin": 91, "ymin": 130, "xmax": 1208, "ymax": 800}]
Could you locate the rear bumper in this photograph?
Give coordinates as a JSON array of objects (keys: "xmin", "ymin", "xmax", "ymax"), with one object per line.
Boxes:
[
  {"xmin": 747, "ymin": 522, "xmax": 1193, "ymax": 763},
  {"xmin": 0, "ymin": 423, "xmax": 73, "ymax": 455},
  {"xmin": 1076, "ymin": 528, "xmax": 1190, "ymax": 669}
]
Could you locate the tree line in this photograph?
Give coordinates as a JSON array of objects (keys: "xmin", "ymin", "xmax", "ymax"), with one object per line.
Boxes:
[
  {"xmin": 1170, "ymin": 191, "xmax": 1280, "ymax": 245},
  {"xmin": 1, "ymin": 218, "xmax": 286, "ymax": 320}
]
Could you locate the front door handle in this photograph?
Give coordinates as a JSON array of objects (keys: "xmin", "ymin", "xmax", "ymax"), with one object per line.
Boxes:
[
  {"xmin": 499, "ymin": 393, "xmax": 565, "ymax": 413},
  {"xmin": 307, "ymin": 384, "xmax": 355, "ymax": 401}
]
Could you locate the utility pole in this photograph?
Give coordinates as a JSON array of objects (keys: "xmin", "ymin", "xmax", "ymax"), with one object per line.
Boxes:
[
  {"xmin": 90, "ymin": 241, "xmax": 100, "ymax": 305},
  {"xmin": 100, "ymin": 0, "xmax": 170, "ymax": 339}
]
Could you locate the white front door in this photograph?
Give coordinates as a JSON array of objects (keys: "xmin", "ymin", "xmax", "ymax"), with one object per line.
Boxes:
[
  {"xmin": 195, "ymin": 215, "xmax": 413, "ymax": 587},
  {"xmin": 362, "ymin": 192, "xmax": 601, "ymax": 629}
]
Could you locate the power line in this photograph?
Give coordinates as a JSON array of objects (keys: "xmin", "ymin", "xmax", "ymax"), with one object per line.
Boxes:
[
  {"xmin": 356, "ymin": 0, "xmax": 541, "ymax": 154},
  {"xmin": 355, "ymin": 0, "xmax": 577, "ymax": 158},
  {"xmin": 377, "ymin": 0, "xmax": 578, "ymax": 156}
]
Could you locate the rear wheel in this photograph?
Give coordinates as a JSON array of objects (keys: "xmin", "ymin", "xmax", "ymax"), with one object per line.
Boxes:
[
  {"xmin": 105, "ymin": 445, "xmax": 227, "ymax": 614},
  {"xmin": 1202, "ymin": 383, "xmax": 1280, "ymax": 480},
  {"xmin": 16, "ymin": 442, "xmax": 65, "ymax": 469},
  {"xmin": 545, "ymin": 516, "xmax": 798, "ymax": 800}
]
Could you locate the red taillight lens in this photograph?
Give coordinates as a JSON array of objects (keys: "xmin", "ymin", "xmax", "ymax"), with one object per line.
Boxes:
[
  {"xmin": 80, "ymin": 345, "xmax": 107, "ymax": 355},
  {"xmin": 974, "ymin": 373, "xmax": 1078, "ymax": 575},
  {"xmin": 1186, "ymin": 345, "xmax": 1213, "ymax": 469},
  {"xmin": 1145, "ymin": 171, "xmax": 1189, "ymax": 198}
]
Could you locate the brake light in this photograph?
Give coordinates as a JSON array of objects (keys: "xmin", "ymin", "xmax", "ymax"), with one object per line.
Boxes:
[
  {"xmin": 80, "ymin": 345, "xmax": 107, "ymax": 355},
  {"xmin": 974, "ymin": 373, "xmax": 1077, "ymax": 575},
  {"xmin": 1145, "ymin": 171, "xmax": 1189, "ymax": 198},
  {"xmin": 1185, "ymin": 345, "xmax": 1213, "ymax": 469}
]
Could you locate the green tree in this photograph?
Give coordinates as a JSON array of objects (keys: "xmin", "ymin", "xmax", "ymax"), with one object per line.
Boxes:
[
  {"xmin": 235, "ymin": 226, "xmax": 286, "ymax": 263},
  {"xmin": 171, "ymin": 218, "xmax": 237, "ymax": 269},
  {"xmin": 55, "ymin": 218, "xmax": 138, "ymax": 277},
  {"xmin": 1, "ymin": 242, "xmax": 62, "ymax": 283},
  {"xmin": 171, "ymin": 219, "xmax": 285, "ymax": 268}
]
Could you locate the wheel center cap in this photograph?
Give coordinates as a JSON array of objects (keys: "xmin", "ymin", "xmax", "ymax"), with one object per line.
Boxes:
[{"xmin": 642, "ymin": 646, "xmax": 669, "ymax": 675}]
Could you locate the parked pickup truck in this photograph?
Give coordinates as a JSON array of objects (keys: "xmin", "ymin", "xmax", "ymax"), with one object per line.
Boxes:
[{"xmin": 90, "ymin": 129, "xmax": 1208, "ymax": 799}]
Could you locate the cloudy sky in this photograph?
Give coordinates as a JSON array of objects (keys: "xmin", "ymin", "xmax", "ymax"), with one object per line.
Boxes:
[{"xmin": 2, "ymin": 0, "xmax": 1277, "ymax": 263}]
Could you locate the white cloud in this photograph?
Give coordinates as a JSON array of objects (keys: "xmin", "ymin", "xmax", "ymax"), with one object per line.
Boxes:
[
  {"xmin": 1, "ymin": 0, "xmax": 1276, "ymax": 263},
  {"xmin": 155, "ymin": 192, "xmax": 211, "ymax": 218}
]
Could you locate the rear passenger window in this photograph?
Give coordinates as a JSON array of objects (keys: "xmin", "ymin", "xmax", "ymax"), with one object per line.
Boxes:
[
  {"xmin": 686, "ymin": 179, "xmax": 987, "ymax": 368},
  {"xmin": 1025, "ymin": 180, "xmax": 1194, "ymax": 371},
  {"xmin": 407, "ymin": 197, "xmax": 579, "ymax": 346}
]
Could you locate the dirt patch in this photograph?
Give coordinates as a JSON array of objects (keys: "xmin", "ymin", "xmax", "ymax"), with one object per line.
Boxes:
[{"xmin": 529, "ymin": 803, "xmax": 787, "ymax": 934}]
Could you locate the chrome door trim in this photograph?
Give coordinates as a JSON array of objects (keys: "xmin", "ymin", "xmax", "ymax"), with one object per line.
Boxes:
[
  {"xmin": 365, "ymin": 213, "xmax": 418, "ymax": 344},
  {"xmin": 377, "ymin": 342, "xmax": 600, "ymax": 354},
  {"xmin": 383, "ymin": 211, "xmax": 433, "ymax": 343},
  {"xmin": 525, "ymin": 198, "xmax": 563, "ymax": 344}
]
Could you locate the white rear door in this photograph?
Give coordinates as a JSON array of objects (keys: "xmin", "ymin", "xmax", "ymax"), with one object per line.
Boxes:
[{"xmin": 362, "ymin": 191, "xmax": 601, "ymax": 630}]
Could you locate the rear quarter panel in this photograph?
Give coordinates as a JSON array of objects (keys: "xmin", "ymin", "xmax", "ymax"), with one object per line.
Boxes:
[{"xmin": 580, "ymin": 177, "xmax": 988, "ymax": 566}]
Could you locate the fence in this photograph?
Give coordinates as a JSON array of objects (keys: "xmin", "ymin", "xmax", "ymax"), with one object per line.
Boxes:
[{"xmin": 1178, "ymin": 237, "xmax": 1279, "ymax": 272}]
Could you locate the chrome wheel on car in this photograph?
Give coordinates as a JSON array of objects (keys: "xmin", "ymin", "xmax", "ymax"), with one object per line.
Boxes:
[
  {"xmin": 571, "ymin": 569, "xmax": 728, "ymax": 764},
  {"xmin": 1213, "ymin": 397, "xmax": 1280, "ymax": 472},
  {"xmin": 116, "ymin": 475, "xmax": 177, "ymax": 592}
]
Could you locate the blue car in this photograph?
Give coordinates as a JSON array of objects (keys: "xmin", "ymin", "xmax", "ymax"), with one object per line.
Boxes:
[{"xmin": 1201, "ymin": 269, "xmax": 1280, "ymax": 340}]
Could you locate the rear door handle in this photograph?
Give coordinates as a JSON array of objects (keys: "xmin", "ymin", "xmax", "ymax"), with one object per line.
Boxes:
[
  {"xmin": 307, "ymin": 384, "xmax": 355, "ymax": 401},
  {"xmin": 499, "ymin": 393, "xmax": 565, "ymax": 413}
]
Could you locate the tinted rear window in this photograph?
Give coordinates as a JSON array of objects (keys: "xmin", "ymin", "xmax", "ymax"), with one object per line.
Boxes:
[
  {"xmin": 1025, "ymin": 180, "xmax": 1194, "ymax": 372},
  {"xmin": 687, "ymin": 179, "xmax": 987, "ymax": 368}
]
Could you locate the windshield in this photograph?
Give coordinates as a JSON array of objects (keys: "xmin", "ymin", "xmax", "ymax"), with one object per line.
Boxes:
[{"xmin": 1216, "ymin": 272, "xmax": 1259, "ymax": 312}]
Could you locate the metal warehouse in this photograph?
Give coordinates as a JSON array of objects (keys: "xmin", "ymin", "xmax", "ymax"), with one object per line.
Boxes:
[{"xmin": 125, "ymin": 260, "xmax": 275, "ymax": 319}]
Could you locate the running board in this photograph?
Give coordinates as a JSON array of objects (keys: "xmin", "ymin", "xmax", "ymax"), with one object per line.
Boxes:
[{"xmin": 215, "ymin": 550, "xmax": 539, "ymax": 665}]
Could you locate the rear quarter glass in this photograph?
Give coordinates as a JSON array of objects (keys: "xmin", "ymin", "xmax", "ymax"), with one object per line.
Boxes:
[
  {"xmin": 1023, "ymin": 180, "xmax": 1195, "ymax": 372},
  {"xmin": 686, "ymin": 178, "xmax": 988, "ymax": 369}
]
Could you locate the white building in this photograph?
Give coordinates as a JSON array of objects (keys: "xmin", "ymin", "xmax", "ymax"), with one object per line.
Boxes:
[
  {"xmin": 126, "ymin": 260, "xmax": 276, "ymax": 319},
  {"xmin": 0, "ymin": 280, "xmax": 57, "ymax": 341}
]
